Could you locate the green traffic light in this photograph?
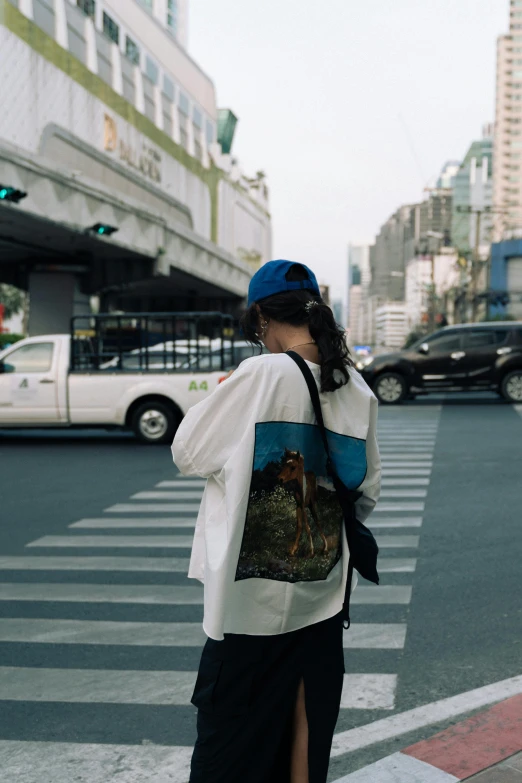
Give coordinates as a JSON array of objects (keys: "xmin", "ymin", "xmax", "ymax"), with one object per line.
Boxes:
[{"xmin": 0, "ymin": 189, "xmax": 8, "ymax": 199}]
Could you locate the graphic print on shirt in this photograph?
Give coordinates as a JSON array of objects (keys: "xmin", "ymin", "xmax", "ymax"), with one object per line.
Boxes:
[{"xmin": 235, "ymin": 421, "xmax": 367, "ymax": 583}]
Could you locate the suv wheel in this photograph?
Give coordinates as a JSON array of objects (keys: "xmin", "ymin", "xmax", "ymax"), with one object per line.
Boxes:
[
  {"xmin": 374, "ymin": 373, "xmax": 407, "ymax": 405},
  {"xmin": 131, "ymin": 401, "xmax": 179, "ymax": 444},
  {"xmin": 501, "ymin": 370, "xmax": 522, "ymax": 403}
]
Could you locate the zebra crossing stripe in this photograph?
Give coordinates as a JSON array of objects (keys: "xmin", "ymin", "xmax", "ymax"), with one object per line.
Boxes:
[
  {"xmin": 0, "ymin": 667, "xmax": 398, "ymax": 711},
  {"xmin": 131, "ymin": 491, "xmax": 203, "ymax": 500},
  {"xmin": 0, "ymin": 556, "xmax": 190, "ymax": 572},
  {"xmin": 0, "ymin": 741, "xmax": 194, "ymax": 783},
  {"xmin": 157, "ymin": 480, "xmax": 206, "ymax": 488},
  {"xmin": 341, "ymin": 674, "xmax": 397, "ymax": 710},
  {"xmin": 26, "ymin": 533, "xmax": 418, "ymax": 550},
  {"xmin": 0, "ymin": 583, "xmax": 412, "ymax": 605},
  {"xmin": 69, "ymin": 518, "xmax": 197, "ymax": 528},
  {"xmin": 26, "ymin": 535, "xmax": 195, "ymax": 549},
  {"xmin": 104, "ymin": 504, "xmax": 200, "ymax": 513},
  {"xmin": 370, "ymin": 519, "xmax": 422, "ymax": 528},
  {"xmin": 373, "ymin": 503, "xmax": 424, "ymax": 512},
  {"xmin": 380, "ymin": 489, "xmax": 427, "ymax": 497},
  {"xmin": 0, "ymin": 618, "xmax": 205, "ymax": 645},
  {"xmin": 381, "ymin": 479, "xmax": 429, "ymax": 486},
  {"xmin": 0, "ymin": 619, "xmax": 407, "ymax": 649}
]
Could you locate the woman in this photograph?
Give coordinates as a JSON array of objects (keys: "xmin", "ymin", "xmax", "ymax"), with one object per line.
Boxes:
[{"xmin": 172, "ymin": 260, "xmax": 381, "ymax": 783}]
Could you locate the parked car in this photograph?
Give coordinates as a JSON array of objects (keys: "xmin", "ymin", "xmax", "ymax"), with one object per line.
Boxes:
[{"xmin": 359, "ymin": 322, "xmax": 522, "ymax": 404}]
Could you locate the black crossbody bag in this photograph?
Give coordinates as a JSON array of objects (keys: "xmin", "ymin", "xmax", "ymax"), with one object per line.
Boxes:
[{"xmin": 286, "ymin": 351, "xmax": 379, "ymax": 628}]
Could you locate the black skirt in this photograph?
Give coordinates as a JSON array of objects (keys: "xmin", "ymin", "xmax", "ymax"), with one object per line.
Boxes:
[{"xmin": 189, "ymin": 611, "xmax": 345, "ymax": 783}]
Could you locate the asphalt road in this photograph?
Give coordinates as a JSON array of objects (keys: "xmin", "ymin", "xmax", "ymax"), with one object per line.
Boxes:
[{"xmin": 0, "ymin": 393, "xmax": 521, "ymax": 781}]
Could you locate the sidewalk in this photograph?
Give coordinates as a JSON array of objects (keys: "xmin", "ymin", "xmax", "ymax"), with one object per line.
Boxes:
[{"xmin": 335, "ymin": 693, "xmax": 522, "ymax": 782}]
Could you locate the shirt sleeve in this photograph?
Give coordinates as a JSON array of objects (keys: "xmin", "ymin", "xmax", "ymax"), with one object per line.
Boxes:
[
  {"xmin": 355, "ymin": 395, "xmax": 381, "ymax": 523},
  {"xmin": 171, "ymin": 357, "xmax": 263, "ymax": 479}
]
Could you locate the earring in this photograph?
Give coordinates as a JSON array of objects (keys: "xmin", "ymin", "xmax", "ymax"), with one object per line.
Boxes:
[{"xmin": 260, "ymin": 320, "xmax": 268, "ymax": 338}]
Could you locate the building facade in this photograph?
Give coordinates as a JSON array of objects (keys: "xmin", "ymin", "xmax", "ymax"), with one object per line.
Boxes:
[
  {"xmin": 374, "ymin": 303, "xmax": 408, "ymax": 352},
  {"xmin": 493, "ymin": 0, "xmax": 522, "ymax": 241},
  {"xmin": 347, "ymin": 243, "xmax": 371, "ymax": 345},
  {"xmin": 0, "ymin": 0, "xmax": 271, "ymax": 332},
  {"xmin": 452, "ymin": 130, "xmax": 493, "ymax": 257}
]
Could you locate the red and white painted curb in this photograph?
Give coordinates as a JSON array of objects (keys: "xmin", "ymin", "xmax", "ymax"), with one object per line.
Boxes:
[{"xmin": 335, "ymin": 692, "xmax": 522, "ymax": 781}]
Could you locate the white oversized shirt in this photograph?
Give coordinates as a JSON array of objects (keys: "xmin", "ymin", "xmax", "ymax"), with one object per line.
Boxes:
[{"xmin": 172, "ymin": 353, "xmax": 381, "ymax": 641}]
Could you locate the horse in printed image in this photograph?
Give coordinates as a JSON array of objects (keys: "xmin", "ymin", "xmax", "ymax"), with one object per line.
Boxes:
[{"xmin": 278, "ymin": 449, "xmax": 329, "ymax": 557}]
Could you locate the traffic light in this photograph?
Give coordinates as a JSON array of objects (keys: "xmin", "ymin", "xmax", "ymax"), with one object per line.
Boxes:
[
  {"xmin": 89, "ymin": 223, "xmax": 119, "ymax": 236},
  {"xmin": 0, "ymin": 185, "xmax": 27, "ymax": 203}
]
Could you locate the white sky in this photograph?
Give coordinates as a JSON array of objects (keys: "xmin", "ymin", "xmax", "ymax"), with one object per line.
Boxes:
[{"xmin": 189, "ymin": 0, "xmax": 508, "ymax": 301}]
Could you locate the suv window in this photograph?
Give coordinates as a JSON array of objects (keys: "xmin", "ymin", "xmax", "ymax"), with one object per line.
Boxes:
[
  {"xmin": 462, "ymin": 330, "xmax": 508, "ymax": 349},
  {"xmin": 426, "ymin": 333, "xmax": 461, "ymax": 353},
  {"xmin": 2, "ymin": 343, "xmax": 54, "ymax": 373}
]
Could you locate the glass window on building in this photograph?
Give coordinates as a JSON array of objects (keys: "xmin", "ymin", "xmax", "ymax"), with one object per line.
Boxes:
[
  {"xmin": 145, "ymin": 56, "xmax": 159, "ymax": 85},
  {"xmin": 138, "ymin": 0, "xmax": 154, "ymax": 12},
  {"xmin": 103, "ymin": 12, "xmax": 119, "ymax": 44},
  {"xmin": 179, "ymin": 92, "xmax": 190, "ymax": 116},
  {"xmin": 178, "ymin": 112, "xmax": 188, "ymax": 150},
  {"xmin": 77, "ymin": 0, "xmax": 95, "ymax": 18},
  {"xmin": 125, "ymin": 35, "xmax": 140, "ymax": 65},
  {"xmin": 167, "ymin": 0, "xmax": 178, "ymax": 33},
  {"xmin": 163, "ymin": 75, "xmax": 175, "ymax": 101},
  {"xmin": 206, "ymin": 120, "xmax": 214, "ymax": 145},
  {"xmin": 193, "ymin": 107, "xmax": 203, "ymax": 129}
]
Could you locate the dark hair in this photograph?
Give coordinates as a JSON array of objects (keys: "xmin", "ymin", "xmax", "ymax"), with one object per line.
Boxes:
[{"xmin": 240, "ymin": 263, "xmax": 353, "ymax": 393}]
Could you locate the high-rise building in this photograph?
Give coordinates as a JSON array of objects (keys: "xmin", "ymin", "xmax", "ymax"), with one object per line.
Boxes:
[
  {"xmin": 452, "ymin": 128, "xmax": 494, "ymax": 256},
  {"xmin": 347, "ymin": 244, "xmax": 371, "ymax": 345},
  {"xmin": 493, "ymin": 0, "xmax": 522, "ymax": 240}
]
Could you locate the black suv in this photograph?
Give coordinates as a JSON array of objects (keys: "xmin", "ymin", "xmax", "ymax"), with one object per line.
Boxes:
[{"xmin": 359, "ymin": 322, "xmax": 522, "ymax": 404}]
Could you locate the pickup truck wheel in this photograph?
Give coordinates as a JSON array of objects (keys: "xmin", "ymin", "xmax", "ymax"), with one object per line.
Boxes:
[
  {"xmin": 501, "ymin": 370, "xmax": 522, "ymax": 403},
  {"xmin": 132, "ymin": 401, "xmax": 178, "ymax": 444},
  {"xmin": 374, "ymin": 372, "xmax": 407, "ymax": 404}
]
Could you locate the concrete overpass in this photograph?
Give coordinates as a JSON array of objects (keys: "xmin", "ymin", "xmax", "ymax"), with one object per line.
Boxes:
[{"xmin": 0, "ymin": 140, "xmax": 252, "ymax": 334}]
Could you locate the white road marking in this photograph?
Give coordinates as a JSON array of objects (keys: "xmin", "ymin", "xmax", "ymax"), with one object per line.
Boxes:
[
  {"xmin": 379, "ymin": 489, "xmax": 427, "ymax": 498},
  {"xmin": 131, "ymin": 491, "xmax": 203, "ymax": 500},
  {"xmin": 0, "ymin": 556, "xmax": 190, "ymax": 572},
  {"xmin": 0, "ymin": 582, "xmax": 411, "ymax": 605},
  {"xmin": 513, "ymin": 404, "xmax": 522, "ymax": 420},
  {"xmin": 352, "ymin": 586, "xmax": 412, "ymax": 604},
  {"xmin": 0, "ymin": 668, "xmax": 399, "ymax": 710},
  {"xmin": 341, "ymin": 674, "xmax": 397, "ymax": 710},
  {"xmin": 0, "ymin": 741, "xmax": 193, "ymax": 783},
  {"xmin": 0, "ymin": 618, "xmax": 205, "ymax": 645},
  {"xmin": 381, "ymin": 479, "xmax": 429, "ymax": 486},
  {"xmin": 331, "ymin": 673, "xmax": 522, "ymax": 757},
  {"xmin": 0, "ymin": 666, "xmax": 197, "ymax": 704},
  {"xmin": 379, "ymin": 452, "xmax": 434, "ymax": 459},
  {"xmin": 343, "ymin": 624, "xmax": 407, "ymax": 650},
  {"xmin": 382, "ymin": 470, "xmax": 431, "ymax": 476},
  {"xmin": 333, "ymin": 753, "xmax": 459, "ymax": 782},
  {"xmin": 370, "ymin": 518, "xmax": 422, "ymax": 528},
  {"xmin": 157, "ymin": 480, "xmax": 205, "ymax": 488},
  {"xmin": 27, "ymin": 534, "xmax": 418, "ymax": 550},
  {"xmin": 377, "ymin": 558, "xmax": 417, "ymax": 572},
  {"xmin": 70, "ymin": 518, "xmax": 197, "ymax": 529},
  {"xmin": 0, "ymin": 618, "xmax": 406, "ymax": 649},
  {"xmin": 104, "ymin": 504, "xmax": 199, "ymax": 513},
  {"xmin": 376, "ymin": 536, "xmax": 419, "ymax": 548},
  {"xmin": 381, "ymin": 461, "xmax": 433, "ymax": 468},
  {"xmin": 0, "ymin": 583, "xmax": 204, "ymax": 604},
  {"xmin": 26, "ymin": 535, "xmax": 194, "ymax": 549},
  {"xmin": 372, "ymin": 503, "xmax": 425, "ymax": 512}
]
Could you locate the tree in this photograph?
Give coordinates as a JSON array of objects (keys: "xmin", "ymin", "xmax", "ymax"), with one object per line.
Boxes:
[{"xmin": 0, "ymin": 284, "xmax": 26, "ymax": 321}]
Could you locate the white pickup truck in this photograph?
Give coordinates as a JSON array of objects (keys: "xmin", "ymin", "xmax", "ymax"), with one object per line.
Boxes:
[{"xmin": 0, "ymin": 313, "xmax": 259, "ymax": 444}]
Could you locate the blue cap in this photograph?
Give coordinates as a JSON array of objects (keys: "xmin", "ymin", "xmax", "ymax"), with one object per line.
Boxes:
[{"xmin": 247, "ymin": 260, "xmax": 320, "ymax": 306}]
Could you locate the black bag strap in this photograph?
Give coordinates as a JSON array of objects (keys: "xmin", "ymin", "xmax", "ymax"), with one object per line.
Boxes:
[
  {"xmin": 286, "ymin": 350, "xmax": 355, "ymax": 630},
  {"xmin": 286, "ymin": 351, "xmax": 334, "ymax": 472}
]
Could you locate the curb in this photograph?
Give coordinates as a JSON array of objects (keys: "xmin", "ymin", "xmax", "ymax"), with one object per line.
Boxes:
[{"xmin": 334, "ymin": 692, "xmax": 522, "ymax": 781}]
